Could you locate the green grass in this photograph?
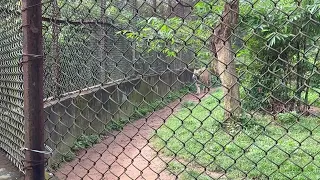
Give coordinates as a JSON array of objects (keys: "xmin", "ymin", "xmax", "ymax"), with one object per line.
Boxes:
[
  {"xmin": 71, "ymin": 134, "xmax": 100, "ymax": 152},
  {"xmin": 152, "ymin": 88, "xmax": 320, "ymax": 180},
  {"xmin": 302, "ymin": 87, "xmax": 320, "ymax": 108},
  {"xmin": 168, "ymin": 161, "xmax": 215, "ymax": 180}
]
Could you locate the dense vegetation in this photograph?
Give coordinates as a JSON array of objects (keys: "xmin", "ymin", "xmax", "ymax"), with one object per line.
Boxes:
[
  {"xmin": 44, "ymin": 0, "xmax": 320, "ymax": 114},
  {"xmin": 120, "ymin": 0, "xmax": 320, "ymax": 115}
]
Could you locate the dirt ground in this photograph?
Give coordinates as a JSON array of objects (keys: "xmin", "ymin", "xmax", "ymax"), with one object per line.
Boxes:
[
  {"xmin": 0, "ymin": 150, "xmax": 24, "ymax": 180},
  {"xmin": 55, "ymin": 90, "xmax": 216, "ymax": 180}
]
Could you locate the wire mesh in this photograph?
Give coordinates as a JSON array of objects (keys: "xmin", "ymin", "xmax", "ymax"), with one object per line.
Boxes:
[
  {"xmin": 41, "ymin": 0, "xmax": 191, "ymax": 99},
  {"xmin": 43, "ymin": 0, "xmax": 319, "ymax": 179},
  {"xmin": 0, "ymin": 0, "xmax": 320, "ymax": 179},
  {"xmin": 0, "ymin": 0, "xmax": 24, "ymax": 172},
  {"xmin": 40, "ymin": 1, "xmax": 320, "ymax": 179}
]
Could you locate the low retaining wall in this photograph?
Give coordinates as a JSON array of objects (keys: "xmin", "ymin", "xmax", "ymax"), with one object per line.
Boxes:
[{"xmin": 44, "ymin": 69, "xmax": 193, "ymax": 165}]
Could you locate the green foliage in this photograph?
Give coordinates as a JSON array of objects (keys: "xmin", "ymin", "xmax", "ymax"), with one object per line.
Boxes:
[
  {"xmin": 71, "ymin": 134, "xmax": 100, "ymax": 152},
  {"xmin": 46, "ymin": 0, "xmax": 320, "ymax": 175},
  {"xmin": 117, "ymin": 0, "xmax": 320, "ymax": 113},
  {"xmin": 105, "ymin": 118, "xmax": 130, "ymax": 131},
  {"xmin": 168, "ymin": 161, "xmax": 214, "ymax": 180},
  {"xmin": 132, "ymin": 106, "xmax": 151, "ymax": 119},
  {"xmin": 51, "ymin": 134, "xmax": 101, "ymax": 167},
  {"xmin": 238, "ymin": 0, "xmax": 320, "ymax": 111},
  {"xmin": 152, "ymin": 89, "xmax": 320, "ymax": 179},
  {"xmin": 50, "ymin": 134, "xmax": 101, "ymax": 169},
  {"xmin": 118, "ymin": 2, "xmax": 220, "ymax": 67},
  {"xmin": 302, "ymin": 87, "xmax": 320, "ymax": 107},
  {"xmin": 239, "ymin": 115, "xmax": 265, "ymax": 134}
]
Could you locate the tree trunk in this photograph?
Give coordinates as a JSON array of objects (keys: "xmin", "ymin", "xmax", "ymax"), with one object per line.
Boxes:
[
  {"xmin": 212, "ymin": 0, "xmax": 240, "ymax": 131},
  {"xmin": 99, "ymin": 0, "xmax": 106, "ymax": 83},
  {"xmin": 52, "ymin": 0, "xmax": 61, "ymax": 97},
  {"xmin": 296, "ymin": 37, "xmax": 309, "ymax": 112}
]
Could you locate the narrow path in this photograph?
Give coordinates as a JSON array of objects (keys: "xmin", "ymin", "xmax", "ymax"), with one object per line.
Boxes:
[
  {"xmin": 0, "ymin": 150, "xmax": 23, "ymax": 180},
  {"xmin": 56, "ymin": 89, "xmax": 219, "ymax": 180}
]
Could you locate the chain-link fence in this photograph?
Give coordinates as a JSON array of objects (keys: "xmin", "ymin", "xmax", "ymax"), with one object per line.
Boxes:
[
  {"xmin": 42, "ymin": 0, "xmax": 193, "ymax": 98},
  {"xmin": 0, "ymin": 0, "xmax": 24, "ymax": 172},
  {"xmin": 0, "ymin": 0, "xmax": 320, "ymax": 179}
]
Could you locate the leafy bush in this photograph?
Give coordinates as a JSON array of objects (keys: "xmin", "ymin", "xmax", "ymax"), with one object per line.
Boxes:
[{"xmin": 302, "ymin": 88, "xmax": 320, "ymax": 108}]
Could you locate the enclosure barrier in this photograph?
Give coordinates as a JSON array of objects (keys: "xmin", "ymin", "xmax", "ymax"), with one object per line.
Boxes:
[
  {"xmin": 0, "ymin": 0, "xmax": 319, "ymax": 180},
  {"xmin": 0, "ymin": 0, "xmax": 24, "ymax": 173}
]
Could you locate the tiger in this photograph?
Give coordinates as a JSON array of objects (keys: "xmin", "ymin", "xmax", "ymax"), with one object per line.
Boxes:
[{"xmin": 192, "ymin": 67, "xmax": 211, "ymax": 95}]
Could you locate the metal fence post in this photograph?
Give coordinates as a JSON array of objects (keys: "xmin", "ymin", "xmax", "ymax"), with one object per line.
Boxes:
[{"xmin": 21, "ymin": 0, "xmax": 45, "ymax": 179}]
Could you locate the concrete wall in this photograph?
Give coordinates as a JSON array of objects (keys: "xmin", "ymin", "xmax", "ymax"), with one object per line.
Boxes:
[{"xmin": 44, "ymin": 69, "xmax": 193, "ymax": 165}]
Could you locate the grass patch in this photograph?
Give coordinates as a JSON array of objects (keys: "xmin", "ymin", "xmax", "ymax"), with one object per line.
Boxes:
[
  {"xmin": 71, "ymin": 134, "xmax": 100, "ymax": 152},
  {"xmin": 167, "ymin": 161, "xmax": 218, "ymax": 180},
  {"xmin": 152, "ymin": 88, "xmax": 320, "ymax": 180},
  {"xmin": 302, "ymin": 87, "xmax": 320, "ymax": 107}
]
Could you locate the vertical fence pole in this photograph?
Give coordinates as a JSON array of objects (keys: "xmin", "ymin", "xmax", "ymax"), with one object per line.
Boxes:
[{"xmin": 21, "ymin": 0, "xmax": 45, "ymax": 179}]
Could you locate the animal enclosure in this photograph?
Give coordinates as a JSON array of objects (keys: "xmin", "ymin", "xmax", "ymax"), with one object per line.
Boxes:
[{"xmin": 0, "ymin": 0, "xmax": 319, "ymax": 179}]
